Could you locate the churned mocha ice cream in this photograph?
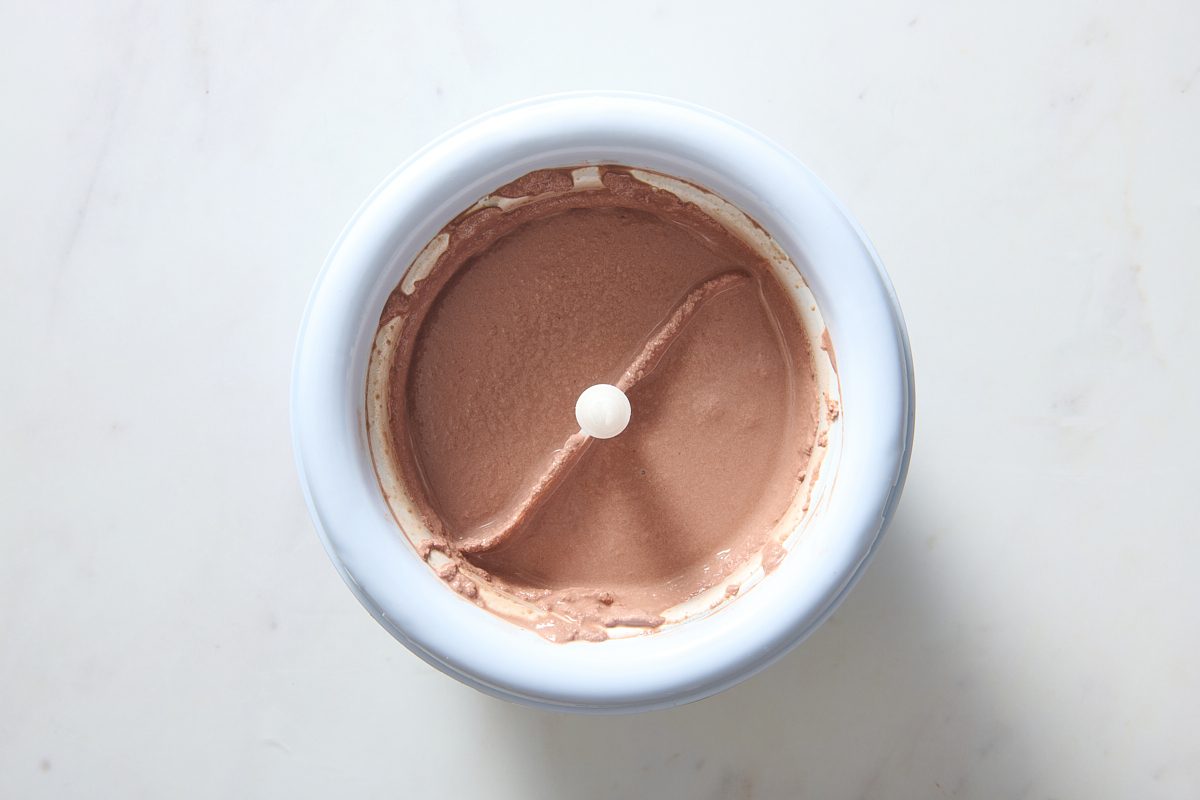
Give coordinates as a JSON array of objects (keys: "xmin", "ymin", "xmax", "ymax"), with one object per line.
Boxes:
[{"xmin": 367, "ymin": 166, "xmax": 837, "ymax": 642}]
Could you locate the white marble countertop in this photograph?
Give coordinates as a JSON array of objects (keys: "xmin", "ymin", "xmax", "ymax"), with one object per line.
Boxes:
[{"xmin": 2, "ymin": 1, "xmax": 1197, "ymax": 797}]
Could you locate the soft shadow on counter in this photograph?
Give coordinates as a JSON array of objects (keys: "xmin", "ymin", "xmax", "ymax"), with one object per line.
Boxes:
[{"xmin": 476, "ymin": 492, "xmax": 1042, "ymax": 799}]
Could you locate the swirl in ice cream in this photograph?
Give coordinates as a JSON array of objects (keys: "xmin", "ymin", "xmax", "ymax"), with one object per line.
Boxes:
[{"xmin": 367, "ymin": 165, "xmax": 839, "ymax": 642}]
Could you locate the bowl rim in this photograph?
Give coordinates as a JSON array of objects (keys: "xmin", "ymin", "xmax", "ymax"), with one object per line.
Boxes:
[{"xmin": 291, "ymin": 91, "xmax": 915, "ymax": 712}]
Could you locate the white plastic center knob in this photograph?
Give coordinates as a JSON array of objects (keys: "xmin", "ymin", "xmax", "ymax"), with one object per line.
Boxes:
[{"xmin": 575, "ymin": 384, "xmax": 631, "ymax": 439}]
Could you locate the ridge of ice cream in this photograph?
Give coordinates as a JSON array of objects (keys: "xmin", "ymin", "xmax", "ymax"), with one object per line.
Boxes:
[{"xmin": 366, "ymin": 165, "xmax": 838, "ymax": 642}]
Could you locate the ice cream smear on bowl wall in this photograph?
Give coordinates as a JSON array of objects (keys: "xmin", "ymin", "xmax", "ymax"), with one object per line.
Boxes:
[{"xmin": 366, "ymin": 165, "xmax": 841, "ymax": 643}]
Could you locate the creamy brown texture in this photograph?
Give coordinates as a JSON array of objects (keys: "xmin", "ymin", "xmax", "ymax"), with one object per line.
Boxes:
[{"xmin": 373, "ymin": 166, "xmax": 822, "ymax": 642}]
